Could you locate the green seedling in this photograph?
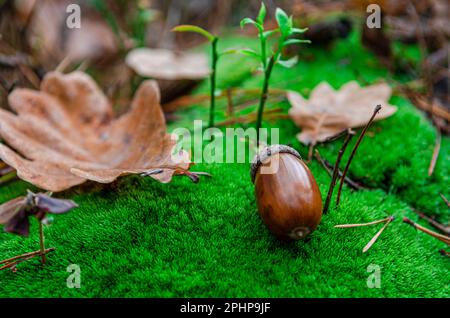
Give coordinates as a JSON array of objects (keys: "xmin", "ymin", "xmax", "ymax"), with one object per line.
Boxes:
[
  {"xmin": 240, "ymin": 2, "xmax": 310, "ymax": 143},
  {"xmin": 172, "ymin": 25, "xmax": 222, "ymax": 128}
]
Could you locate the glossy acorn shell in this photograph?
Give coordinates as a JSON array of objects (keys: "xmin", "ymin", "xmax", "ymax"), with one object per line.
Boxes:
[{"xmin": 252, "ymin": 145, "xmax": 323, "ymax": 241}]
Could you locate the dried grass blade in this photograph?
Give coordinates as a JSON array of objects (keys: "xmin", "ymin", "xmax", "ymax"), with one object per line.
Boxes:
[{"xmin": 362, "ymin": 216, "xmax": 394, "ymax": 253}]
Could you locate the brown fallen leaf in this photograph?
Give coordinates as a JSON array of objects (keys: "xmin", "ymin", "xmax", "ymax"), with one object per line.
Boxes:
[
  {"xmin": 0, "ymin": 71, "xmax": 191, "ymax": 192},
  {"xmin": 287, "ymin": 81, "xmax": 397, "ymax": 145},
  {"xmin": 26, "ymin": 0, "xmax": 118, "ymax": 68},
  {"xmin": 125, "ymin": 48, "xmax": 210, "ymax": 81}
]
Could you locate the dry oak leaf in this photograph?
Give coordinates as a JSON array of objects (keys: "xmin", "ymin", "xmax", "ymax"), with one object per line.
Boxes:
[
  {"xmin": 125, "ymin": 48, "xmax": 210, "ymax": 80},
  {"xmin": 287, "ymin": 81, "xmax": 397, "ymax": 145},
  {"xmin": 0, "ymin": 71, "xmax": 190, "ymax": 192}
]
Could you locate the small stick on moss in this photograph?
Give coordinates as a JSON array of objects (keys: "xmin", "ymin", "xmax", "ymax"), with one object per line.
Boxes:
[
  {"xmin": 363, "ymin": 216, "xmax": 394, "ymax": 253},
  {"xmin": 335, "ymin": 216, "xmax": 392, "ymax": 228},
  {"xmin": 439, "ymin": 250, "xmax": 450, "ymax": 257},
  {"xmin": 322, "ymin": 129, "xmax": 355, "ymax": 214},
  {"xmin": 412, "ymin": 208, "xmax": 450, "ymax": 235},
  {"xmin": 428, "ymin": 128, "xmax": 441, "ymax": 176},
  {"xmin": 336, "ymin": 105, "xmax": 381, "ymax": 207},
  {"xmin": 403, "ymin": 217, "xmax": 450, "ymax": 245},
  {"xmin": 321, "ymin": 158, "xmax": 368, "ymax": 190},
  {"xmin": 0, "ymin": 248, "xmax": 55, "ymax": 271},
  {"xmin": 315, "ymin": 151, "xmax": 365, "ymax": 190},
  {"xmin": 439, "ymin": 193, "xmax": 450, "ymax": 208}
]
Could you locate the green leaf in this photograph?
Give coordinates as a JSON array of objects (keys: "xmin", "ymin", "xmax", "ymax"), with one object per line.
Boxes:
[
  {"xmin": 256, "ymin": 2, "xmax": 267, "ymax": 25},
  {"xmin": 262, "ymin": 29, "xmax": 279, "ymax": 39},
  {"xmin": 277, "ymin": 56, "xmax": 298, "ymax": 68},
  {"xmin": 239, "ymin": 48, "xmax": 261, "ymax": 59},
  {"xmin": 172, "ymin": 25, "xmax": 215, "ymax": 42},
  {"xmin": 240, "ymin": 17, "xmax": 263, "ymax": 32},
  {"xmin": 283, "ymin": 39, "xmax": 311, "ymax": 46},
  {"xmin": 292, "ymin": 27, "xmax": 308, "ymax": 34},
  {"xmin": 275, "ymin": 8, "xmax": 291, "ymax": 36},
  {"xmin": 220, "ymin": 48, "xmax": 241, "ymax": 56}
]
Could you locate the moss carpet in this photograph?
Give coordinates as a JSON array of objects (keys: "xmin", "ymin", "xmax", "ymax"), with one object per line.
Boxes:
[{"xmin": 0, "ymin": 29, "xmax": 448, "ymax": 297}]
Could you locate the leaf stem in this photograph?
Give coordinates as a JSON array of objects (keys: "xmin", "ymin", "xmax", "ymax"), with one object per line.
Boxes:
[
  {"xmin": 336, "ymin": 105, "xmax": 381, "ymax": 207},
  {"xmin": 256, "ymin": 56, "xmax": 275, "ymax": 144}
]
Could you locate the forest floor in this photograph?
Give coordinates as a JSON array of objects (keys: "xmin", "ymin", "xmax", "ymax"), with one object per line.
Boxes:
[{"xmin": 0, "ymin": 30, "xmax": 448, "ymax": 297}]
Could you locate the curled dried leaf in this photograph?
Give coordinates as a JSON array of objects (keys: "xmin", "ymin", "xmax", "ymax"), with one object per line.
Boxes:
[
  {"xmin": 125, "ymin": 48, "xmax": 210, "ymax": 80},
  {"xmin": 287, "ymin": 81, "xmax": 397, "ymax": 145},
  {"xmin": 0, "ymin": 71, "xmax": 191, "ymax": 192}
]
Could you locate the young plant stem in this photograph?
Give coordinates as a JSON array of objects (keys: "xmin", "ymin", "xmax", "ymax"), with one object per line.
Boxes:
[
  {"xmin": 256, "ymin": 56, "xmax": 275, "ymax": 144},
  {"xmin": 403, "ymin": 217, "xmax": 450, "ymax": 245},
  {"xmin": 335, "ymin": 105, "xmax": 381, "ymax": 207},
  {"xmin": 322, "ymin": 129, "xmax": 355, "ymax": 214},
  {"xmin": 39, "ymin": 222, "xmax": 46, "ymax": 264},
  {"xmin": 209, "ymin": 37, "xmax": 219, "ymax": 128}
]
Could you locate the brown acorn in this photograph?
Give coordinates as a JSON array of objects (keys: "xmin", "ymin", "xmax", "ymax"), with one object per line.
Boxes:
[{"xmin": 251, "ymin": 145, "xmax": 323, "ymax": 241}]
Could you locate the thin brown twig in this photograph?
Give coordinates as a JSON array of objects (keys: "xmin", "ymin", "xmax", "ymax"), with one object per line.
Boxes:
[
  {"xmin": 427, "ymin": 127, "xmax": 441, "ymax": 176},
  {"xmin": 0, "ymin": 248, "xmax": 56, "ymax": 265},
  {"xmin": 163, "ymin": 88, "xmax": 286, "ymax": 112},
  {"xmin": 322, "ymin": 129, "xmax": 355, "ymax": 214},
  {"xmin": 316, "ymin": 129, "xmax": 348, "ymax": 144},
  {"xmin": 216, "ymin": 108, "xmax": 285, "ymax": 127},
  {"xmin": 0, "ymin": 248, "xmax": 55, "ymax": 271},
  {"xmin": 439, "ymin": 193, "xmax": 450, "ymax": 209},
  {"xmin": 403, "ymin": 217, "xmax": 450, "ymax": 245},
  {"xmin": 363, "ymin": 216, "xmax": 394, "ymax": 253},
  {"xmin": 321, "ymin": 158, "xmax": 368, "ymax": 190},
  {"xmin": 412, "ymin": 209, "xmax": 450, "ymax": 236},
  {"xmin": 336, "ymin": 105, "xmax": 381, "ymax": 207},
  {"xmin": 439, "ymin": 250, "xmax": 450, "ymax": 257},
  {"xmin": 315, "ymin": 151, "xmax": 368, "ymax": 191}
]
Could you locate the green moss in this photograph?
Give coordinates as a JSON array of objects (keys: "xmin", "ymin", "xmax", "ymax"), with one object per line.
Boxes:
[{"xmin": 0, "ymin": 30, "xmax": 448, "ymax": 297}]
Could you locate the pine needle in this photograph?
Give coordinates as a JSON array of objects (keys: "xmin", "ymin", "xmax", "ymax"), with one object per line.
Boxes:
[
  {"xmin": 334, "ymin": 217, "xmax": 391, "ymax": 228},
  {"xmin": 362, "ymin": 216, "xmax": 394, "ymax": 253},
  {"xmin": 403, "ymin": 217, "xmax": 450, "ymax": 245}
]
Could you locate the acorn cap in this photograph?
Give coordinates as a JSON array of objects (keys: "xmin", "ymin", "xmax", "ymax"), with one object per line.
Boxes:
[{"xmin": 250, "ymin": 144, "xmax": 302, "ymax": 183}]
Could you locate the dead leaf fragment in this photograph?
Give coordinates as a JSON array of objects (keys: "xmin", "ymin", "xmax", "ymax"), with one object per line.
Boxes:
[
  {"xmin": 125, "ymin": 48, "xmax": 210, "ymax": 80},
  {"xmin": 26, "ymin": 0, "xmax": 118, "ymax": 68},
  {"xmin": 0, "ymin": 71, "xmax": 190, "ymax": 192},
  {"xmin": 287, "ymin": 81, "xmax": 397, "ymax": 145}
]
